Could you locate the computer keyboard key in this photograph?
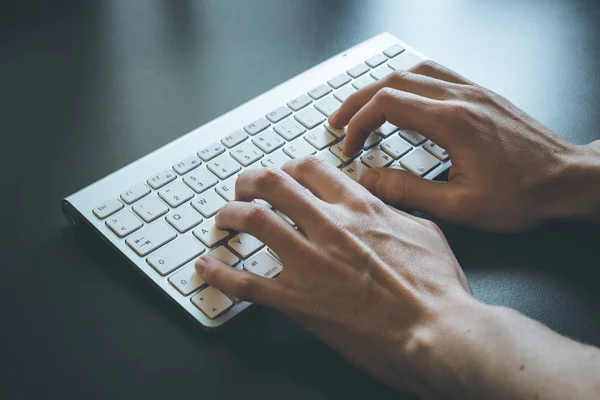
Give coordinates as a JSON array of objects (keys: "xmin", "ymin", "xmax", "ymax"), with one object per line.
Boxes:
[
  {"xmin": 228, "ymin": 233, "xmax": 264, "ymax": 259},
  {"xmin": 215, "ymin": 175, "xmax": 238, "ymax": 202},
  {"xmin": 208, "ymin": 246, "xmax": 240, "ymax": 267},
  {"xmin": 266, "ymin": 106, "xmax": 292, "ymax": 123},
  {"xmin": 370, "ymin": 65, "xmax": 393, "ymax": 81},
  {"xmin": 106, "ymin": 210, "xmax": 143, "ymax": 238},
  {"xmin": 376, "ymin": 121, "xmax": 399, "ymax": 138},
  {"xmin": 168, "ymin": 261, "xmax": 207, "ymax": 295},
  {"xmin": 183, "ymin": 168, "xmax": 218, "ymax": 194},
  {"xmin": 316, "ymin": 150, "xmax": 342, "ymax": 168},
  {"xmin": 252, "ymin": 129, "xmax": 285, "ymax": 153},
  {"xmin": 352, "ymin": 74, "xmax": 376, "ymax": 90},
  {"xmin": 194, "ymin": 219, "xmax": 229, "ymax": 247},
  {"xmin": 304, "ymin": 126, "xmax": 337, "ymax": 150},
  {"xmin": 221, "ymin": 130, "xmax": 248, "ymax": 148},
  {"xmin": 284, "ymin": 138, "xmax": 317, "ymax": 159},
  {"xmin": 324, "ymin": 123, "xmax": 347, "ymax": 138},
  {"xmin": 295, "ymin": 107, "xmax": 326, "ymax": 129},
  {"xmin": 330, "ymin": 140, "xmax": 361, "ymax": 163},
  {"xmin": 363, "ymin": 132, "xmax": 382, "ymax": 149},
  {"xmin": 365, "ymin": 53, "xmax": 388, "ymax": 68},
  {"xmin": 314, "ymin": 96, "xmax": 342, "ymax": 117},
  {"xmin": 173, "ymin": 156, "xmax": 201, "ymax": 175},
  {"xmin": 400, "ymin": 148, "xmax": 441, "ymax": 176},
  {"xmin": 347, "ymin": 63, "xmax": 370, "ymax": 78},
  {"xmin": 191, "ymin": 286, "xmax": 233, "ymax": 320},
  {"xmin": 334, "ymin": 86, "xmax": 357, "ymax": 103},
  {"xmin": 361, "ymin": 148, "xmax": 393, "ymax": 168},
  {"xmin": 388, "ymin": 52, "xmax": 422, "ymax": 72},
  {"xmin": 207, "ymin": 154, "xmax": 242, "ymax": 179},
  {"xmin": 307, "ymin": 84, "xmax": 332, "ymax": 100},
  {"xmin": 380, "ymin": 136, "xmax": 412, "ymax": 159},
  {"xmin": 93, "ymin": 198, "xmax": 124, "ymax": 219},
  {"xmin": 327, "ymin": 74, "xmax": 351, "ymax": 89},
  {"xmin": 383, "ymin": 44, "xmax": 405, "ymax": 58},
  {"xmin": 120, "ymin": 184, "xmax": 150, "ymax": 205},
  {"xmin": 191, "ymin": 189, "xmax": 227, "ymax": 218},
  {"xmin": 274, "ymin": 118, "xmax": 306, "ymax": 141},
  {"xmin": 166, "ymin": 204, "xmax": 203, "ymax": 233},
  {"xmin": 342, "ymin": 160, "xmax": 370, "ymax": 182},
  {"xmin": 243, "ymin": 252, "xmax": 282, "ymax": 279},
  {"xmin": 268, "ymin": 247, "xmax": 280, "ymax": 261},
  {"xmin": 230, "ymin": 142, "xmax": 264, "ymax": 166},
  {"xmin": 287, "ymin": 94, "xmax": 312, "ymax": 111},
  {"xmin": 147, "ymin": 234, "xmax": 205, "ymax": 276},
  {"xmin": 244, "ymin": 117, "xmax": 270, "ymax": 135},
  {"xmin": 254, "ymin": 199, "xmax": 272, "ymax": 209},
  {"xmin": 275, "ymin": 210, "xmax": 294, "ymax": 226},
  {"xmin": 424, "ymin": 141, "xmax": 450, "ymax": 161},
  {"xmin": 198, "ymin": 143, "xmax": 226, "ymax": 162},
  {"xmin": 126, "ymin": 222, "xmax": 177, "ymax": 257},
  {"xmin": 158, "ymin": 182, "xmax": 194, "ymax": 208},
  {"xmin": 133, "ymin": 196, "xmax": 169, "ymax": 223},
  {"xmin": 390, "ymin": 162, "xmax": 407, "ymax": 170},
  {"xmin": 147, "ymin": 170, "xmax": 176, "ymax": 190},
  {"xmin": 261, "ymin": 150, "xmax": 292, "ymax": 169},
  {"xmin": 399, "ymin": 129, "xmax": 427, "ymax": 146}
]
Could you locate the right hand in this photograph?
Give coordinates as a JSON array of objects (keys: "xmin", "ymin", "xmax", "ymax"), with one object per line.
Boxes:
[{"xmin": 329, "ymin": 60, "xmax": 600, "ymax": 232}]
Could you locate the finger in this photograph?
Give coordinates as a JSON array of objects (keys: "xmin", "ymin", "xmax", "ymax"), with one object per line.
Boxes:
[
  {"xmin": 195, "ymin": 255, "xmax": 286, "ymax": 307},
  {"xmin": 329, "ymin": 69, "xmax": 454, "ymax": 129},
  {"xmin": 215, "ymin": 201, "xmax": 310, "ymax": 259},
  {"xmin": 280, "ymin": 156, "xmax": 365, "ymax": 204},
  {"xmin": 234, "ymin": 168, "xmax": 325, "ymax": 237},
  {"xmin": 411, "ymin": 60, "xmax": 474, "ymax": 85},
  {"xmin": 360, "ymin": 168, "xmax": 458, "ymax": 216},
  {"xmin": 343, "ymin": 88, "xmax": 450, "ymax": 156}
]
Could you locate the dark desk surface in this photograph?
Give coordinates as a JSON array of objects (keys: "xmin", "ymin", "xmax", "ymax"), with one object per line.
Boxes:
[{"xmin": 2, "ymin": 1, "xmax": 599, "ymax": 398}]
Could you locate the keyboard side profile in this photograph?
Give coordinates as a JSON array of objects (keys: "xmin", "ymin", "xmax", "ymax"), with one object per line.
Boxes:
[{"xmin": 62, "ymin": 32, "xmax": 451, "ymax": 330}]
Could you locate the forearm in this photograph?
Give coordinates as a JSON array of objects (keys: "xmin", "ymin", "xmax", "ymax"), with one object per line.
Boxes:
[
  {"xmin": 545, "ymin": 140, "xmax": 600, "ymax": 222},
  {"xmin": 406, "ymin": 297, "xmax": 600, "ymax": 400}
]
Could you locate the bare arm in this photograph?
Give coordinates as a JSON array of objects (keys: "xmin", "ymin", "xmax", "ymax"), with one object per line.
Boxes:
[
  {"xmin": 409, "ymin": 299, "xmax": 600, "ymax": 399},
  {"xmin": 191, "ymin": 61, "xmax": 600, "ymax": 399}
]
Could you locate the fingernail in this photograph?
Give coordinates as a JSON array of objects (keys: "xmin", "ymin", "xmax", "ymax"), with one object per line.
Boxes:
[
  {"xmin": 195, "ymin": 257, "xmax": 207, "ymax": 275},
  {"xmin": 360, "ymin": 170, "xmax": 380, "ymax": 189},
  {"xmin": 328, "ymin": 111, "xmax": 338, "ymax": 121}
]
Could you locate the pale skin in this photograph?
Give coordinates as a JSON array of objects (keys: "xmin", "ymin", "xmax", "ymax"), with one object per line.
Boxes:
[{"xmin": 194, "ymin": 61, "xmax": 600, "ymax": 399}]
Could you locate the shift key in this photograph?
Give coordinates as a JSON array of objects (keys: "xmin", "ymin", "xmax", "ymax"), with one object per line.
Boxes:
[{"xmin": 147, "ymin": 234, "xmax": 205, "ymax": 275}]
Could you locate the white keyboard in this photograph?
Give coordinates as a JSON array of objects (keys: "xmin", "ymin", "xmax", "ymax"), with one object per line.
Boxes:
[{"xmin": 62, "ymin": 33, "xmax": 451, "ymax": 330}]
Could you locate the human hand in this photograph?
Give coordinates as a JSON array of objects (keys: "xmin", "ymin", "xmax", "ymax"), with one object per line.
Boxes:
[
  {"xmin": 194, "ymin": 158, "xmax": 474, "ymax": 393},
  {"xmin": 329, "ymin": 61, "xmax": 600, "ymax": 232}
]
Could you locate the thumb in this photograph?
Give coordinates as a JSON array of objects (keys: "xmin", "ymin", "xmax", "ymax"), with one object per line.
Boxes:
[
  {"xmin": 195, "ymin": 254, "xmax": 283, "ymax": 307},
  {"xmin": 359, "ymin": 168, "xmax": 452, "ymax": 214}
]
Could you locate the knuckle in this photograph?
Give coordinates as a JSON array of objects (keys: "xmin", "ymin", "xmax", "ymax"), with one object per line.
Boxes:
[
  {"xmin": 386, "ymin": 70, "xmax": 411, "ymax": 85},
  {"xmin": 254, "ymin": 168, "xmax": 286, "ymax": 193},
  {"xmin": 413, "ymin": 59, "xmax": 443, "ymax": 74},
  {"xmin": 234, "ymin": 275, "xmax": 256, "ymax": 301},
  {"xmin": 421, "ymin": 218, "xmax": 442, "ymax": 234},
  {"xmin": 242, "ymin": 204, "xmax": 269, "ymax": 228},
  {"xmin": 296, "ymin": 155, "xmax": 327, "ymax": 174},
  {"xmin": 374, "ymin": 87, "xmax": 400, "ymax": 104}
]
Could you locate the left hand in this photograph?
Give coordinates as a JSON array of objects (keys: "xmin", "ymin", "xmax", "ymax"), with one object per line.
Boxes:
[{"xmin": 194, "ymin": 157, "xmax": 474, "ymax": 394}]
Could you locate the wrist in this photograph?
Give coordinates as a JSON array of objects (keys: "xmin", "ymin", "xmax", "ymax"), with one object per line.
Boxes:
[
  {"xmin": 541, "ymin": 140, "xmax": 600, "ymax": 222},
  {"xmin": 402, "ymin": 294, "xmax": 492, "ymax": 399}
]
